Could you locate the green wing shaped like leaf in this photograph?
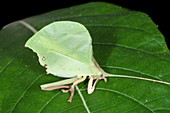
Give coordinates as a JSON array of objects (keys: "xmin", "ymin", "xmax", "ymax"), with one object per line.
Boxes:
[{"xmin": 25, "ymin": 21, "xmax": 101, "ymax": 77}]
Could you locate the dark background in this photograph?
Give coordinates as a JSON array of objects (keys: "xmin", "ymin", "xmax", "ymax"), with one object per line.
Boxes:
[{"xmin": 0, "ymin": 0, "xmax": 169, "ymax": 47}]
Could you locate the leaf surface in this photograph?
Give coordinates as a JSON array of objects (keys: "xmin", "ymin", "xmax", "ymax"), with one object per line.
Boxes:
[{"xmin": 0, "ymin": 2, "xmax": 170, "ymax": 113}]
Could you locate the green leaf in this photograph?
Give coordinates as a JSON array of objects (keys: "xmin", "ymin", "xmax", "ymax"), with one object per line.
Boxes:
[{"xmin": 0, "ymin": 2, "xmax": 170, "ymax": 113}]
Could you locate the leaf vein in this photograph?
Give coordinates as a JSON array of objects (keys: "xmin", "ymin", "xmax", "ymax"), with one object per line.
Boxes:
[
  {"xmin": 101, "ymin": 65, "xmax": 159, "ymax": 80},
  {"xmin": 88, "ymin": 24, "xmax": 165, "ymax": 50},
  {"xmin": 0, "ymin": 49, "xmax": 24, "ymax": 76},
  {"xmin": 19, "ymin": 20, "xmax": 37, "ymax": 33},
  {"xmin": 10, "ymin": 73, "xmax": 44, "ymax": 113},
  {"xmin": 96, "ymin": 88, "xmax": 154, "ymax": 113},
  {"xmin": 38, "ymin": 92, "xmax": 61, "ymax": 113},
  {"xmin": 92, "ymin": 100, "xmax": 124, "ymax": 113},
  {"xmin": 154, "ymin": 108, "xmax": 170, "ymax": 111},
  {"xmin": 94, "ymin": 42, "xmax": 170, "ymax": 63}
]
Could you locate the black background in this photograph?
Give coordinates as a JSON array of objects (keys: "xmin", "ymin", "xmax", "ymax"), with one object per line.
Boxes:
[{"xmin": 0, "ymin": 0, "xmax": 169, "ymax": 47}]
